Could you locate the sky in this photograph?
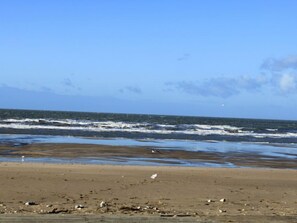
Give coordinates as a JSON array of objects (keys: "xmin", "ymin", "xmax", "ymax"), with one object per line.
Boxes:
[{"xmin": 1, "ymin": 0, "xmax": 297, "ymax": 120}]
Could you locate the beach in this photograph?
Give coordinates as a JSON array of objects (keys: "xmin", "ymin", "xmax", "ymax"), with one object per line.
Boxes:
[
  {"xmin": 2, "ymin": 0, "xmax": 297, "ymax": 220},
  {"xmin": 1, "ymin": 162, "xmax": 297, "ymax": 222},
  {"xmin": 1, "ymin": 110, "xmax": 297, "ymax": 222}
]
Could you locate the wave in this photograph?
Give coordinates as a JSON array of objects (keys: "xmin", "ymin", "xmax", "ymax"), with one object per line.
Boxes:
[{"xmin": 1, "ymin": 118, "xmax": 297, "ymax": 139}]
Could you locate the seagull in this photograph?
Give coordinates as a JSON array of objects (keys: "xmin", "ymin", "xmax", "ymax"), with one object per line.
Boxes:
[
  {"xmin": 151, "ymin": 148, "xmax": 162, "ymax": 154},
  {"xmin": 21, "ymin": 156, "xmax": 25, "ymax": 162}
]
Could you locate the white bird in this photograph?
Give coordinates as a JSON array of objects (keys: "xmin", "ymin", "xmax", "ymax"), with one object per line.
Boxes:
[
  {"xmin": 21, "ymin": 156, "xmax": 25, "ymax": 162},
  {"xmin": 151, "ymin": 149, "xmax": 161, "ymax": 154}
]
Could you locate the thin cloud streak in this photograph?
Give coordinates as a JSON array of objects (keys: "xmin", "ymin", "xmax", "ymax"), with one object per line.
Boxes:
[
  {"xmin": 166, "ymin": 75, "xmax": 268, "ymax": 98},
  {"xmin": 261, "ymin": 55, "xmax": 297, "ymax": 72},
  {"xmin": 61, "ymin": 77, "xmax": 82, "ymax": 92},
  {"xmin": 62, "ymin": 78, "xmax": 74, "ymax": 87},
  {"xmin": 177, "ymin": 53, "xmax": 191, "ymax": 61},
  {"xmin": 119, "ymin": 86, "xmax": 142, "ymax": 94}
]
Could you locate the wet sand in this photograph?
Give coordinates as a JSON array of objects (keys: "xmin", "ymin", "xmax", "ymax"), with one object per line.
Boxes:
[
  {"xmin": 0, "ymin": 162, "xmax": 297, "ymax": 222},
  {"xmin": 1, "ymin": 143, "xmax": 297, "ymax": 169}
]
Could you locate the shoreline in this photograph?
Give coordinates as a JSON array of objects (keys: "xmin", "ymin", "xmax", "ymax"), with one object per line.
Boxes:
[{"xmin": 0, "ymin": 162, "xmax": 296, "ymax": 221}]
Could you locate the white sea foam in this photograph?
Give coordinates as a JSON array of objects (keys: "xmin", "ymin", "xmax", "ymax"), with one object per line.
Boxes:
[{"xmin": 266, "ymin": 128, "xmax": 278, "ymax": 132}]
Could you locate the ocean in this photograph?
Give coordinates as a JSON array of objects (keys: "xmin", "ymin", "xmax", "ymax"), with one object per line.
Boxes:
[{"xmin": 0, "ymin": 109, "xmax": 297, "ymax": 168}]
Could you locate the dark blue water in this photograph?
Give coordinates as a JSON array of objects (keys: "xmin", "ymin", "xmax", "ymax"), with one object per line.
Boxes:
[{"xmin": 1, "ymin": 108, "xmax": 297, "ymax": 143}]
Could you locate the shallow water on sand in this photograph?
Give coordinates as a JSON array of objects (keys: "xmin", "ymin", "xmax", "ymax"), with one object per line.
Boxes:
[{"xmin": 0, "ymin": 134, "xmax": 296, "ymax": 168}]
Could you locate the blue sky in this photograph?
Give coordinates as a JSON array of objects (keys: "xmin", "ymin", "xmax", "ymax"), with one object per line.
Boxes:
[{"xmin": 1, "ymin": 0, "xmax": 297, "ymax": 120}]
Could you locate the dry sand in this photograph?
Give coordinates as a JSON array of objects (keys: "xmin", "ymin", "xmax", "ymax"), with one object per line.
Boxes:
[{"xmin": 0, "ymin": 162, "xmax": 297, "ymax": 222}]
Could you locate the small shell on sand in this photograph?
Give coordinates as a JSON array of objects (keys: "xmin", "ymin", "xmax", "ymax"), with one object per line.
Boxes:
[
  {"xmin": 151, "ymin": 173, "xmax": 158, "ymax": 179},
  {"xmin": 99, "ymin": 201, "xmax": 107, "ymax": 208},
  {"xmin": 25, "ymin": 201, "xmax": 36, "ymax": 206},
  {"xmin": 75, "ymin": 204, "xmax": 84, "ymax": 209}
]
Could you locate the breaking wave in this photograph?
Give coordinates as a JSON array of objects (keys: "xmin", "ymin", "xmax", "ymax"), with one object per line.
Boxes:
[{"xmin": 1, "ymin": 118, "xmax": 297, "ymax": 140}]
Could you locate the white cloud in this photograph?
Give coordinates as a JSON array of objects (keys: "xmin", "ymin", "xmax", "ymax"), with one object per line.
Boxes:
[
  {"xmin": 261, "ymin": 55, "xmax": 297, "ymax": 94},
  {"xmin": 166, "ymin": 55, "xmax": 297, "ymax": 98},
  {"xmin": 279, "ymin": 73, "xmax": 297, "ymax": 93}
]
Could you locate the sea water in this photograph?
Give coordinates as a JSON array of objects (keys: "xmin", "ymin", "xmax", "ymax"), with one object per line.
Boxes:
[{"xmin": 0, "ymin": 109, "xmax": 296, "ymax": 167}]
